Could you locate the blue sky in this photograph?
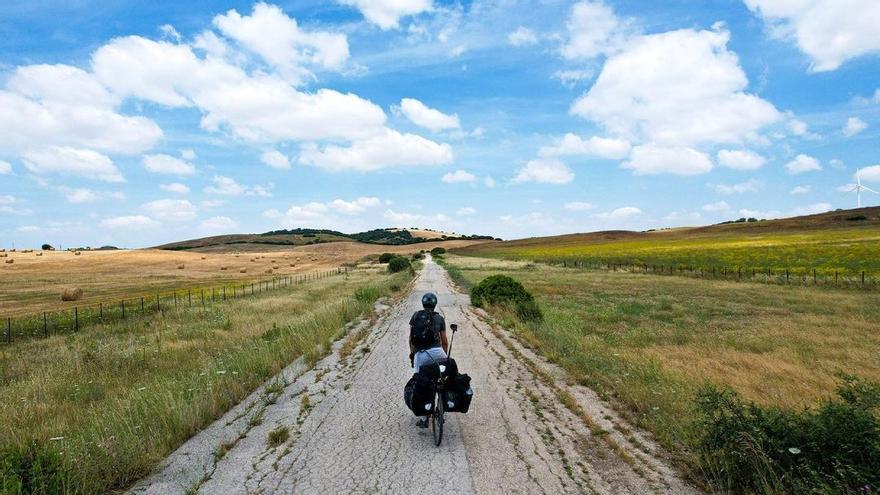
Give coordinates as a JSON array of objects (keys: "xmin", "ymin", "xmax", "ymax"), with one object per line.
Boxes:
[{"xmin": 1, "ymin": 0, "xmax": 879, "ymax": 248}]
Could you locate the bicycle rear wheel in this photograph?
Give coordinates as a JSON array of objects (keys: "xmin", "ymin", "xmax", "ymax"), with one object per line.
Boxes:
[{"xmin": 432, "ymin": 391, "xmax": 444, "ymax": 446}]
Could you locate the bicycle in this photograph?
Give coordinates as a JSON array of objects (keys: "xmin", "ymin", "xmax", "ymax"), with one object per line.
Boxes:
[{"xmin": 427, "ymin": 323, "xmax": 457, "ymax": 446}]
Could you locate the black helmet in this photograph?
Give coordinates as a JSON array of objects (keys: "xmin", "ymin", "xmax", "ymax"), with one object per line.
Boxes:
[{"xmin": 421, "ymin": 292, "xmax": 437, "ymax": 308}]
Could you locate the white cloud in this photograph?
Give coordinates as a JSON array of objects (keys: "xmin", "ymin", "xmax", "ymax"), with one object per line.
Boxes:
[
  {"xmin": 564, "ymin": 201, "xmax": 596, "ymax": 211},
  {"xmin": 442, "ymin": 170, "xmax": 477, "ymax": 183},
  {"xmin": 539, "ymin": 133, "xmax": 631, "ymax": 159},
  {"xmin": 142, "ymin": 199, "xmax": 198, "ymax": 222},
  {"xmin": 457, "ymin": 207, "xmax": 476, "ymax": 216},
  {"xmin": 91, "ymin": 36, "xmax": 387, "ymax": 143},
  {"xmin": 622, "ymin": 145, "xmax": 713, "ymax": 176},
  {"xmin": 788, "ymin": 118, "xmax": 808, "ymax": 136},
  {"xmin": 299, "ymin": 128, "xmax": 452, "ymax": 172},
  {"xmin": 0, "ymin": 64, "xmax": 162, "ymax": 155},
  {"xmin": 561, "ymin": 0, "xmax": 629, "ymax": 60},
  {"xmin": 198, "ymin": 216, "xmax": 238, "ymax": 233},
  {"xmin": 338, "ymin": 0, "xmax": 433, "ymax": 30},
  {"xmin": 713, "ymin": 178, "xmax": 763, "ymax": 195},
  {"xmin": 143, "ymin": 154, "xmax": 196, "ymax": 176},
  {"xmin": 858, "ymin": 165, "xmax": 880, "ymax": 182},
  {"xmin": 717, "ymin": 149, "xmax": 767, "ymax": 170},
  {"xmin": 399, "ymin": 98, "xmax": 460, "ymax": 131},
  {"xmin": 17, "ymin": 225, "xmax": 40, "ymax": 232},
  {"xmin": 552, "ymin": 69, "xmax": 594, "ymax": 87},
  {"xmin": 249, "ymin": 184, "xmax": 274, "ymax": 197},
  {"xmin": 508, "ymin": 26, "xmax": 538, "ymax": 47},
  {"xmin": 204, "ymin": 176, "xmax": 246, "ymax": 195},
  {"xmin": 744, "ymin": 0, "xmax": 880, "ymax": 71},
  {"xmin": 483, "ymin": 176, "xmax": 496, "ymax": 188},
  {"xmin": 571, "ymin": 27, "xmax": 780, "ymax": 147},
  {"xmin": 22, "ymin": 146, "xmax": 123, "ymax": 182},
  {"xmin": 260, "ymin": 149, "xmax": 291, "ymax": 170},
  {"xmin": 702, "ymin": 200, "xmax": 730, "ymax": 212},
  {"xmin": 512, "ymin": 158, "xmax": 575, "ymax": 184},
  {"xmin": 59, "ymin": 187, "xmax": 124, "ymax": 203},
  {"xmin": 792, "ymin": 202, "xmax": 832, "ymax": 216},
  {"xmin": 785, "ymin": 154, "xmax": 821, "ymax": 174},
  {"xmin": 101, "ymin": 215, "xmax": 160, "ymax": 229},
  {"xmin": 0, "ymin": 161, "xmax": 11, "ymax": 175},
  {"xmin": 201, "ymin": 199, "xmax": 225, "ymax": 208},
  {"xmin": 160, "ymin": 182, "xmax": 190, "ymax": 194},
  {"xmin": 213, "ymin": 3, "xmax": 349, "ymax": 84},
  {"xmin": 270, "ymin": 202, "xmax": 328, "ymax": 227},
  {"xmin": 180, "ymin": 148, "xmax": 197, "ymax": 160},
  {"xmin": 842, "ymin": 117, "xmax": 868, "ymax": 137},
  {"xmin": 0, "ymin": 195, "xmax": 14, "ymax": 205},
  {"xmin": 790, "ymin": 185, "xmax": 811, "ymax": 194},
  {"xmin": 593, "ymin": 206, "xmax": 642, "ymax": 220},
  {"xmin": 384, "ymin": 209, "xmax": 451, "ymax": 226},
  {"xmin": 830, "ymin": 158, "xmax": 845, "ymax": 169},
  {"xmin": 328, "ymin": 196, "xmax": 381, "ymax": 215}
]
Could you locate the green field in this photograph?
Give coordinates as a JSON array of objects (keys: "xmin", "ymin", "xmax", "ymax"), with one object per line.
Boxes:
[
  {"xmin": 0, "ymin": 266, "xmax": 410, "ymax": 494},
  {"xmin": 458, "ymin": 207, "xmax": 880, "ymax": 280},
  {"xmin": 440, "ymin": 255, "xmax": 880, "ymax": 492}
]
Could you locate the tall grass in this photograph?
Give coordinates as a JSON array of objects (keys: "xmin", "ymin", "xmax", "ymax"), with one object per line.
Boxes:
[
  {"xmin": 442, "ymin": 255, "xmax": 880, "ymax": 492},
  {"xmin": 0, "ymin": 269, "xmax": 410, "ymax": 494}
]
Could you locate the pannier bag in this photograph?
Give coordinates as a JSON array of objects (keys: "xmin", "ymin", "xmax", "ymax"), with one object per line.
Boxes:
[
  {"xmin": 404, "ymin": 373, "xmax": 435, "ymax": 416},
  {"xmin": 444, "ymin": 373, "xmax": 473, "ymax": 413}
]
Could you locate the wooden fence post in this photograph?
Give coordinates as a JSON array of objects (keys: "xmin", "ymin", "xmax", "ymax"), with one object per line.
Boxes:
[
  {"xmin": 122, "ymin": 300, "xmax": 126, "ymax": 319},
  {"xmin": 188, "ymin": 290, "xmax": 192, "ymax": 307},
  {"xmin": 223, "ymin": 287, "xmax": 227, "ymax": 301},
  {"xmin": 862, "ymin": 271, "xmax": 866, "ymax": 286},
  {"xmin": 141, "ymin": 297, "xmax": 145, "ymax": 314},
  {"xmin": 156, "ymin": 292, "xmax": 160, "ymax": 312},
  {"xmin": 74, "ymin": 307, "xmax": 79, "ymax": 332},
  {"xmin": 99, "ymin": 302, "xmax": 103, "ymax": 320},
  {"xmin": 786, "ymin": 269, "xmax": 790, "ymax": 284},
  {"xmin": 6, "ymin": 317, "xmax": 10, "ymax": 344},
  {"xmin": 43, "ymin": 312, "xmax": 48, "ymax": 337}
]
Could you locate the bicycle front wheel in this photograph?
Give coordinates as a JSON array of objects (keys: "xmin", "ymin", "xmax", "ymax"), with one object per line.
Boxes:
[{"xmin": 432, "ymin": 391, "xmax": 445, "ymax": 446}]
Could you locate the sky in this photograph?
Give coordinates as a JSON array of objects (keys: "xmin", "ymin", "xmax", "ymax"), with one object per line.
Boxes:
[{"xmin": 1, "ymin": 0, "xmax": 879, "ymax": 248}]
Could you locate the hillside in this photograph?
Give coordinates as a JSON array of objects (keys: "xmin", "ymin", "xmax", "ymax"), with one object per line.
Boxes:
[
  {"xmin": 455, "ymin": 206, "xmax": 880, "ymax": 276},
  {"xmin": 156, "ymin": 227, "xmax": 495, "ymax": 252}
]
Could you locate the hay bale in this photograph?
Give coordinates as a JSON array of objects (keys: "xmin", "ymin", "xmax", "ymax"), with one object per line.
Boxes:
[
  {"xmin": 239, "ymin": 268, "xmax": 247, "ymax": 273},
  {"xmin": 4, "ymin": 259, "xmax": 13, "ymax": 264},
  {"xmin": 177, "ymin": 264, "xmax": 185, "ymax": 269},
  {"xmin": 74, "ymin": 251, "xmax": 81, "ymax": 256},
  {"xmin": 36, "ymin": 252, "xmax": 42, "ymax": 257},
  {"xmin": 265, "ymin": 269, "xmax": 273, "ymax": 274},
  {"xmin": 61, "ymin": 287, "xmax": 83, "ymax": 301},
  {"xmin": 0, "ymin": 253, "xmax": 6, "ymax": 258},
  {"xmin": 201, "ymin": 256, "xmax": 206, "ymax": 260},
  {"xmin": 290, "ymin": 263, "xmax": 295, "ymax": 267},
  {"xmin": 220, "ymin": 266, "xmax": 228, "ymax": 271}
]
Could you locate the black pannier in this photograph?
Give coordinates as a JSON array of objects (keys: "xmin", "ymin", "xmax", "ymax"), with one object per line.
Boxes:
[
  {"xmin": 443, "ymin": 373, "xmax": 473, "ymax": 413},
  {"xmin": 404, "ymin": 372, "xmax": 435, "ymax": 416}
]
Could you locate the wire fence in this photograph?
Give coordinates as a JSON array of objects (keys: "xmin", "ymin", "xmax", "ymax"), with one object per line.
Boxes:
[
  {"xmin": 539, "ymin": 259, "xmax": 879, "ymax": 290},
  {"xmin": 2, "ymin": 268, "xmax": 347, "ymax": 345}
]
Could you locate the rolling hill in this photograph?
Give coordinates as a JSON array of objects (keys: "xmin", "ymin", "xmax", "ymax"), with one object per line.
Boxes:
[
  {"xmin": 454, "ymin": 206, "xmax": 880, "ymax": 276},
  {"xmin": 156, "ymin": 227, "xmax": 496, "ymax": 252}
]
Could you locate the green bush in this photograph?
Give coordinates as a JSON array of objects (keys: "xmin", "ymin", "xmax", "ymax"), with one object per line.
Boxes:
[
  {"xmin": 378, "ymin": 253, "xmax": 395, "ymax": 263},
  {"xmin": 387, "ymin": 256, "xmax": 411, "ymax": 273},
  {"xmin": 411, "ymin": 252, "xmax": 425, "ymax": 260},
  {"xmin": 430, "ymin": 247, "xmax": 446, "ymax": 256},
  {"xmin": 470, "ymin": 275, "xmax": 542, "ymax": 322},
  {"xmin": 695, "ymin": 374, "xmax": 880, "ymax": 494}
]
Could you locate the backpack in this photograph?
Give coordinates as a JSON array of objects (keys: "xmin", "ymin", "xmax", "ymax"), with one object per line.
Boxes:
[
  {"xmin": 410, "ymin": 310, "xmax": 437, "ymax": 351},
  {"xmin": 404, "ymin": 372, "xmax": 436, "ymax": 416}
]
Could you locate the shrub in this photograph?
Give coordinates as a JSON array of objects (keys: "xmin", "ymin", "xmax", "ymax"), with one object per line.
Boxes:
[
  {"xmin": 470, "ymin": 275, "xmax": 542, "ymax": 322},
  {"xmin": 378, "ymin": 253, "xmax": 395, "ymax": 263},
  {"xmin": 267, "ymin": 426, "xmax": 289, "ymax": 448},
  {"xmin": 695, "ymin": 374, "xmax": 880, "ymax": 494},
  {"xmin": 387, "ymin": 256, "xmax": 411, "ymax": 273},
  {"xmin": 430, "ymin": 247, "xmax": 446, "ymax": 256},
  {"xmin": 411, "ymin": 252, "xmax": 424, "ymax": 260},
  {"xmin": 41, "ymin": 244, "xmax": 53, "ymax": 251}
]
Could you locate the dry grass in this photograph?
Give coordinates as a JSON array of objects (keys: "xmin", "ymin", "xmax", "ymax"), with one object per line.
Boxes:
[{"xmin": 444, "ymin": 255, "xmax": 880, "ymax": 450}]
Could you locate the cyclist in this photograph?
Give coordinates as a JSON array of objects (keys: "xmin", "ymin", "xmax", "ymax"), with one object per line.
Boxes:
[{"xmin": 409, "ymin": 292, "xmax": 448, "ymax": 428}]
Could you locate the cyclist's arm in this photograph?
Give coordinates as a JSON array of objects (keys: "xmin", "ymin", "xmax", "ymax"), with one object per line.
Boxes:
[{"xmin": 439, "ymin": 330, "xmax": 449, "ymax": 353}]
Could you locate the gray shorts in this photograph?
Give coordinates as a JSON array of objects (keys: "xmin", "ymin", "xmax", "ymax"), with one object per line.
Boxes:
[{"xmin": 413, "ymin": 347, "xmax": 448, "ymax": 374}]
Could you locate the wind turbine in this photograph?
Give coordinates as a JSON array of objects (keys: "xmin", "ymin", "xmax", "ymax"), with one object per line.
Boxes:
[{"xmin": 847, "ymin": 168, "xmax": 878, "ymax": 208}]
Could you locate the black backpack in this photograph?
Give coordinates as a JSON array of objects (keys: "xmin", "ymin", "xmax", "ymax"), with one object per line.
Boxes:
[{"xmin": 410, "ymin": 310, "xmax": 437, "ymax": 350}]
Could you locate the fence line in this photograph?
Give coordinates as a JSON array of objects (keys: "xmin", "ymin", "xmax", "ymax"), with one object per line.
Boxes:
[
  {"xmin": 539, "ymin": 259, "xmax": 878, "ymax": 290},
  {"xmin": 2, "ymin": 268, "xmax": 348, "ymax": 345}
]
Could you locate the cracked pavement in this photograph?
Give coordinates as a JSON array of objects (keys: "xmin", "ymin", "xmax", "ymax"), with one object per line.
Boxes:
[{"xmin": 129, "ymin": 258, "xmax": 700, "ymax": 494}]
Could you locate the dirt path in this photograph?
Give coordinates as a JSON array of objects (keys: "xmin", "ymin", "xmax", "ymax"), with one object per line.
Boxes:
[{"xmin": 130, "ymin": 258, "xmax": 700, "ymax": 494}]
